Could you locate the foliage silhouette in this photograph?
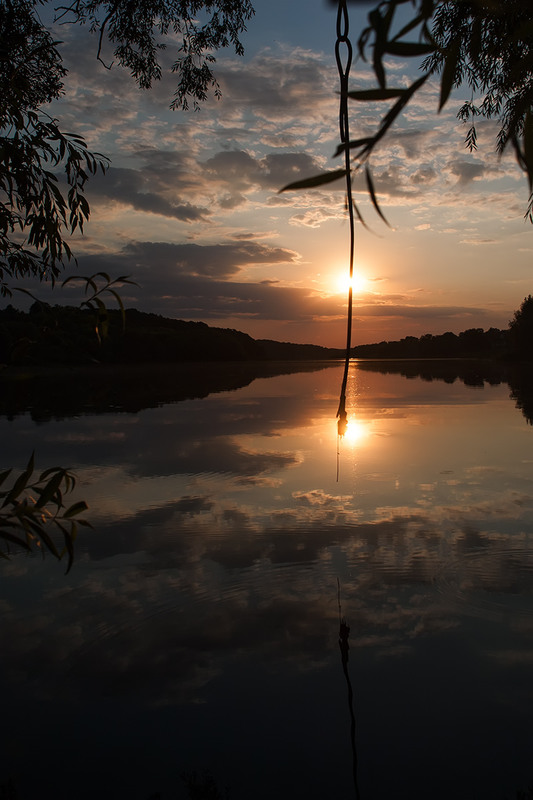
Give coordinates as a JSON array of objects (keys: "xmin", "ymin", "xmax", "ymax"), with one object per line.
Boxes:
[
  {"xmin": 0, "ymin": 304, "xmax": 344, "ymax": 365},
  {"xmin": 508, "ymin": 294, "xmax": 533, "ymax": 360},
  {"xmin": 181, "ymin": 770, "xmax": 230, "ymax": 800},
  {"xmin": 0, "ymin": 0, "xmax": 109, "ymax": 293},
  {"xmin": 0, "ymin": 451, "xmax": 90, "ymax": 572},
  {"xmin": 56, "ymin": 0, "xmax": 255, "ymax": 110},
  {"xmin": 288, "ymin": 0, "xmax": 533, "ymax": 221},
  {"xmin": 1, "ymin": 0, "xmax": 253, "ymax": 290},
  {"xmin": 352, "ymin": 326, "xmax": 508, "ymax": 359}
]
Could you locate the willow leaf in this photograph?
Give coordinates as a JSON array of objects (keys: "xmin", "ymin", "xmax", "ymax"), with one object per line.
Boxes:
[
  {"xmin": 365, "ymin": 167, "xmax": 391, "ymax": 228},
  {"xmin": 334, "ymin": 137, "xmax": 374, "ymax": 158},
  {"xmin": 24, "ymin": 518, "xmax": 60, "ymax": 559},
  {"xmin": 279, "ymin": 169, "xmax": 346, "ymax": 193},
  {"xmin": 347, "ymin": 88, "xmax": 407, "ymax": 102},
  {"xmin": 523, "ymin": 111, "xmax": 533, "ymax": 191},
  {"xmin": 55, "ymin": 520, "xmax": 74, "ymax": 574},
  {"xmin": 439, "ymin": 38, "xmax": 461, "ymax": 111},
  {"xmin": 63, "ymin": 501, "xmax": 89, "ymax": 519},
  {"xmin": 0, "ymin": 470, "xmax": 12, "ymax": 488},
  {"xmin": 385, "ymin": 41, "xmax": 435, "ymax": 57},
  {"xmin": 0, "ymin": 529, "xmax": 31, "ymax": 551},
  {"xmin": 2, "ymin": 454, "xmax": 34, "ymax": 508},
  {"xmin": 351, "ymin": 200, "xmax": 372, "ymax": 232},
  {"xmin": 35, "ymin": 470, "xmax": 66, "ymax": 509}
]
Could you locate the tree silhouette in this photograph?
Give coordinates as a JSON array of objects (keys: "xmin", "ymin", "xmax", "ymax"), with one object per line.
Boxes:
[
  {"xmin": 509, "ymin": 294, "xmax": 533, "ymax": 360},
  {"xmin": 1, "ymin": 0, "xmax": 254, "ymax": 294},
  {"xmin": 0, "ymin": 1, "xmax": 109, "ymax": 295}
]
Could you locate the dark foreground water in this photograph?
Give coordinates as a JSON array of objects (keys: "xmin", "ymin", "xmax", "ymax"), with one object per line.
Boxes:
[{"xmin": 1, "ymin": 360, "xmax": 533, "ymax": 800}]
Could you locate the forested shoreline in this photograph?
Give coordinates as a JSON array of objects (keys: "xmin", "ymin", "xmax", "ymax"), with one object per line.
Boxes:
[{"xmin": 0, "ymin": 300, "xmax": 531, "ymax": 366}]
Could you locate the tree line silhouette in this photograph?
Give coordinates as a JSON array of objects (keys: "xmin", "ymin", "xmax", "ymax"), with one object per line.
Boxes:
[{"xmin": 0, "ymin": 295, "xmax": 532, "ymax": 366}]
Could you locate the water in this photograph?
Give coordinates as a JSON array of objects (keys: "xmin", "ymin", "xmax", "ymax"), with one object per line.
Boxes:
[{"xmin": 1, "ymin": 360, "xmax": 533, "ymax": 800}]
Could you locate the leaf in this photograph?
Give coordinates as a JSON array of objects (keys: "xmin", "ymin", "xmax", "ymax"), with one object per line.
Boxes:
[
  {"xmin": 2, "ymin": 452, "xmax": 35, "ymax": 508},
  {"xmin": 106, "ymin": 288, "xmax": 126, "ymax": 330},
  {"xmin": 523, "ymin": 111, "xmax": 533, "ymax": 191},
  {"xmin": 347, "ymin": 88, "xmax": 408, "ymax": 102},
  {"xmin": 92, "ymin": 271, "xmax": 111, "ymax": 283},
  {"xmin": 334, "ymin": 137, "xmax": 375, "ymax": 158},
  {"xmin": 54, "ymin": 520, "xmax": 74, "ymax": 574},
  {"xmin": 365, "ymin": 167, "xmax": 391, "ymax": 228},
  {"xmin": 0, "ymin": 529, "xmax": 31, "ymax": 551},
  {"xmin": 12, "ymin": 287, "xmax": 39, "ymax": 302},
  {"xmin": 0, "ymin": 470, "xmax": 13, "ymax": 489},
  {"xmin": 337, "ymin": 74, "xmax": 430, "ymax": 164},
  {"xmin": 393, "ymin": 11, "xmax": 432, "ymax": 42},
  {"xmin": 63, "ymin": 501, "xmax": 89, "ymax": 518},
  {"xmin": 368, "ymin": 8, "xmax": 388, "ymax": 89},
  {"xmin": 351, "ymin": 199, "xmax": 372, "ymax": 232},
  {"xmin": 525, "ymin": 192, "xmax": 533, "ymax": 224},
  {"xmin": 40, "ymin": 466, "xmax": 67, "ymax": 481},
  {"xmin": 91, "ymin": 296, "xmax": 107, "ymax": 313},
  {"xmin": 439, "ymin": 38, "xmax": 461, "ymax": 111},
  {"xmin": 115, "ymin": 275, "xmax": 138, "ymax": 286},
  {"xmin": 384, "ymin": 41, "xmax": 435, "ymax": 57},
  {"xmin": 34, "ymin": 470, "xmax": 66, "ymax": 509},
  {"xmin": 279, "ymin": 169, "xmax": 347, "ymax": 193},
  {"xmin": 24, "ymin": 518, "xmax": 60, "ymax": 559},
  {"xmin": 369, "ymin": 73, "xmax": 430, "ymax": 148},
  {"xmin": 373, "ymin": 45, "xmax": 386, "ymax": 91},
  {"xmin": 61, "ymin": 275, "xmax": 82, "ymax": 288}
]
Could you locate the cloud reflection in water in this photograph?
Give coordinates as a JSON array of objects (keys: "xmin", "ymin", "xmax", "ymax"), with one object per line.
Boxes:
[{"xmin": 1, "ymin": 361, "xmax": 533, "ymax": 799}]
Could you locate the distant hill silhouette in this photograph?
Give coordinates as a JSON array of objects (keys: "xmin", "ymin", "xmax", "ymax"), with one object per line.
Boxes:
[
  {"xmin": 0, "ymin": 304, "xmax": 342, "ymax": 366},
  {"xmin": 258, "ymin": 338, "xmax": 344, "ymax": 360},
  {"xmin": 0, "ymin": 303, "xmax": 526, "ymax": 366}
]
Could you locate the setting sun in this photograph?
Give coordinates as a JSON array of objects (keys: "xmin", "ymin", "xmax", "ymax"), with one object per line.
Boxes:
[{"xmin": 336, "ymin": 271, "xmax": 368, "ymax": 295}]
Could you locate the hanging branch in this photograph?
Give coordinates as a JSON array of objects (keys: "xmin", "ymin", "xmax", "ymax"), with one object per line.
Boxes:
[{"xmin": 335, "ymin": 0, "xmax": 355, "ymax": 429}]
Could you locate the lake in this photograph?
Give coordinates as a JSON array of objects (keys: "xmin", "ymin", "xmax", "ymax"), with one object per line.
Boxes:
[{"xmin": 1, "ymin": 359, "xmax": 533, "ymax": 800}]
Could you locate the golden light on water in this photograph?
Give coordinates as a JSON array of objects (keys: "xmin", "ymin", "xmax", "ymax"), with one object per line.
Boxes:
[{"xmin": 341, "ymin": 417, "xmax": 368, "ymax": 444}]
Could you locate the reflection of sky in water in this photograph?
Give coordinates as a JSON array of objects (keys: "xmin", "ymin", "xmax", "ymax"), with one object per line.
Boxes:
[{"xmin": 1, "ymin": 363, "xmax": 533, "ymax": 799}]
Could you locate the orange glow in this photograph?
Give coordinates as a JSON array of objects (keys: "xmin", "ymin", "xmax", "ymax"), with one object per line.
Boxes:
[
  {"xmin": 336, "ymin": 271, "xmax": 368, "ymax": 295},
  {"xmin": 341, "ymin": 417, "xmax": 368, "ymax": 444}
]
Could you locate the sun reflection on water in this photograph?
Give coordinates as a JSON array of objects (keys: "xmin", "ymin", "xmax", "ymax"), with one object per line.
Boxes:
[{"xmin": 342, "ymin": 418, "xmax": 367, "ymax": 444}]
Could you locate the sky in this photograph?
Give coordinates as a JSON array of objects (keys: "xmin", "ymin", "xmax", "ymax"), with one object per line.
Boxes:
[{"xmin": 15, "ymin": 0, "xmax": 533, "ymax": 346}]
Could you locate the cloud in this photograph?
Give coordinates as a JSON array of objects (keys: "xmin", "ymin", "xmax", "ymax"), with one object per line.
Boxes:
[
  {"xmin": 447, "ymin": 159, "xmax": 487, "ymax": 185},
  {"xmin": 352, "ymin": 303, "xmax": 491, "ymax": 320},
  {"xmin": 202, "ymin": 149, "xmax": 325, "ymax": 195},
  {"xmin": 410, "ymin": 167, "xmax": 438, "ymax": 186},
  {"xmin": 289, "ymin": 206, "xmax": 343, "ymax": 227},
  {"xmin": 203, "ymin": 150, "xmax": 263, "ymax": 192},
  {"xmin": 79, "ymin": 239, "xmax": 301, "ymax": 281},
  {"xmin": 388, "ymin": 129, "xmax": 441, "ymax": 159},
  {"xmin": 459, "ymin": 236, "xmax": 498, "ymax": 245},
  {"xmin": 22, "ymin": 234, "xmax": 499, "ymax": 333},
  {"xmin": 215, "ymin": 47, "xmax": 335, "ymax": 125},
  {"xmin": 88, "ymin": 167, "xmax": 210, "ymax": 221}
]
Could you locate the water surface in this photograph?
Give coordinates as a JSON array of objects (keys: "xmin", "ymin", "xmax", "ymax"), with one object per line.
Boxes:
[{"xmin": 1, "ymin": 360, "xmax": 533, "ymax": 799}]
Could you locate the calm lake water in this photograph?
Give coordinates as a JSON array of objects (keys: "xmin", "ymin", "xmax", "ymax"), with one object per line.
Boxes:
[{"xmin": 1, "ymin": 359, "xmax": 533, "ymax": 800}]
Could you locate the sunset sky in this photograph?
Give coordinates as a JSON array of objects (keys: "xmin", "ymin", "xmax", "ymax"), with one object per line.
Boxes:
[{"xmin": 22, "ymin": 0, "xmax": 533, "ymax": 346}]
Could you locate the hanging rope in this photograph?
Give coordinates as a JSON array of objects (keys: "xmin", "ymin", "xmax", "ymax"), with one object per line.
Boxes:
[{"xmin": 336, "ymin": 0, "xmax": 355, "ymax": 432}]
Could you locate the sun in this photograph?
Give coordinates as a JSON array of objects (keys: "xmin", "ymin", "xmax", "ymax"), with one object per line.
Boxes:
[{"xmin": 336, "ymin": 270, "xmax": 368, "ymax": 295}]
